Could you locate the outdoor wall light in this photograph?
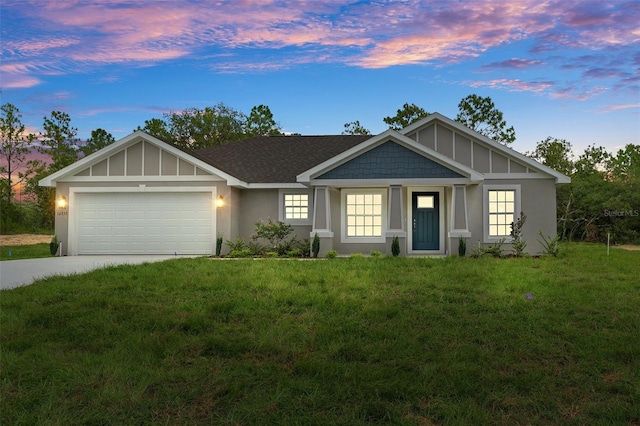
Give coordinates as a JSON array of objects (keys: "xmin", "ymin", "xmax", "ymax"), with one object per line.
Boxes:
[
  {"xmin": 216, "ymin": 195, "xmax": 224, "ymax": 208},
  {"xmin": 57, "ymin": 196, "xmax": 67, "ymax": 209}
]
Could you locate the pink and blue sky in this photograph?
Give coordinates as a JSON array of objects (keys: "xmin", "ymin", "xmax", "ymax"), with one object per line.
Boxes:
[{"xmin": 1, "ymin": 0, "xmax": 639, "ymax": 155}]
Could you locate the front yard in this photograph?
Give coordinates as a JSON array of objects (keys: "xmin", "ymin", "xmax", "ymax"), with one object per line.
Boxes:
[{"xmin": 1, "ymin": 243, "xmax": 639, "ymax": 424}]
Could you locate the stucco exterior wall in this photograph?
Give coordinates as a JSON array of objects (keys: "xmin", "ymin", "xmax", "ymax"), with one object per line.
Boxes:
[{"xmin": 465, "ymin": 179, "xmax": 557, "ymax": 255}]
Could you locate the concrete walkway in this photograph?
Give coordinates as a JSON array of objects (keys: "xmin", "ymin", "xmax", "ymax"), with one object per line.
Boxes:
[{"xmin": 0, "ymin": 255, "xmax": 197, "ymax": 291}]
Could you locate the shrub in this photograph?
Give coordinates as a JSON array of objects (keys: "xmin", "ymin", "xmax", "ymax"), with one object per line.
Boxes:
[
  {"xmin": 312, "ymin": 233, "xmax": 320, "ymax": 258},
  {"xmin": 538, "ymin": 231, "xmax": 560, "ymax": 257},
  {"xmin": 287, "ymin": 248, "xmax": 302, "ymax": 258},
  {"xmin": 391, "ymin": 236, "xmax": 400, "ymax": 257},
  {"xmin": 350, "ymin": 253, "xmax": 363, "ymax": 259},
  {"xmin": 225, "ymin": 237, "xmax": 247, "ymax": 252},
  {"xmin": 253, "ymin": 219, "xmax": 294, "ymax": 254},
  {"xmin": 215, "ymin": 235, "xmax": 223, "ymax": 256},
  {"xmin": 471, "ymin": 238, "xmax": 506, "ymax": 258},
  {"xmin": 458, "ymin": 238, "xmax": 467, "ymax": 257},
  {"xmin": 325, "ymin": 250, "xmax": 338, "ymax": 259},
  {"xmin": 299, "ymin": 238, "xmax": 311, "ymax": 258},
  {"xmin": 370, "ymin": 250, "xmax": 382, "ymax": 257},
  {"xmin": 228, "ymin": 248, "xmax": 253, "ymax": 258},
  {"xmin": 265, "ymin": 251, "xmax": 279, "ymax": 258},
  {"xmin": 510, "ymin": 212, "xmax": 527, "ymax": 257},
  {"xmin": 49, "ymin": 236, "xmax": 59, "ymax": 256},
  {"xmin": 248, "ymin": 241, "xmax": 266, "ymax": 257}
]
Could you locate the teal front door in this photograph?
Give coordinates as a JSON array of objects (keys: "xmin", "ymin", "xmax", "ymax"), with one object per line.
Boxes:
[{"xmin": 412, "ymin": 192, "xmax": 439, "ymax": 251}]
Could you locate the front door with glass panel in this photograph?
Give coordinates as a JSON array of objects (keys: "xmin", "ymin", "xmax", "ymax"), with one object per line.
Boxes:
[{"xmin": 412, "ymin": 192, "xmax": 439, "ymax": 250}]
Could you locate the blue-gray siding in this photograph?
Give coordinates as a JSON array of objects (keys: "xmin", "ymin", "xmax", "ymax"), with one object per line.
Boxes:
[{"xmin": 318, "ymin": 141, "xmax": 463, "ymax": 179}]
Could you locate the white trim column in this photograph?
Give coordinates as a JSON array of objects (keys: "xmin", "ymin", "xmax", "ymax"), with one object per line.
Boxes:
[
  {"xmin": 448, "ymin": 184, "xmax": 471, "ymax": 238},
  {"xmin": 386, "ymin": 185, "xmax": 406, "ymax": 237},
  {"xmin": 311, "ymin": 186, "xmax": 333, "ymax": 238}
]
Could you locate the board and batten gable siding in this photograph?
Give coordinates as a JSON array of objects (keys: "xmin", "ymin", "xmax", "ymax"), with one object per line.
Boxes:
[
  {"xmin": 72, "ymin": 141, "xmax": 212, "ymax": 178},
  {"xmin": 406, "ymin": 123, "xmax": 537, "ymax": 175}
]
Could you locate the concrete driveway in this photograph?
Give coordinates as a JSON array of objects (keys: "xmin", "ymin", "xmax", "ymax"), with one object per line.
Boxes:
[{"xmin": 0, "ymin": 255, "xmax": 197, "ymax": 291}]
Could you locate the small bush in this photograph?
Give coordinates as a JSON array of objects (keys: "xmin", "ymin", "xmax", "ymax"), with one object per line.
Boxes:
[
  {"xmin": 471, "ymin": 238, "xmax": 506, "ymax": 258},
  {"xmin": 391, "ymin": 236, "xmax": 400, "ymax": 257},
  {"xmin": 370, "ymin": 250, "xmax": 382, "ymax": 257},
  {"xmin": 225, "ymin": 237, "xmax": 247, "ymax": 252},
  {"xmin": 253, "ymin": 219, "xmax": 294, "ymax": 254},
  {"xmin": 265, "ymin": 251, "xmax": 279, "ymax": 258},
  {"xmin": 247, "ymin": 241, "xmax": 265, "ymax": 257},
  {"xmin": 312, "ymin": 233, "xmax": 320, "ymax": 258},
  {"xmin": 287, "ymin": 248, "xmax": 302, "ymax": 258},
  {"xmin": 49, "ymin": 236, "xmax": 59, "ymax": 256},
  {"xmin": 458, "ymin": 238, "xmax": 467, "ymax": 257},
  {"xmin": 228, "ymin": 248, "xmax": 253, "ymax": 258},
  {"xmin": 538, "ymin": 231, "xmax": 560, "ymax": 257},
  {"xmin": 299, "ymin": 238, "xmax": 311, "ymax": 258},
  {"xmin": 510, "ymin": 212, "xmax": 527, "ymax": 257},
  {"xmin": 215, "ymin": 235, "xmax": 223, "ymax": 256},
  {"xmin": 325, "ymin": 250, "xmax": 338, "ymax": 259},
  {"xmin": 350, "ymin": 253, "xmax": 363, "ymax": 259}
]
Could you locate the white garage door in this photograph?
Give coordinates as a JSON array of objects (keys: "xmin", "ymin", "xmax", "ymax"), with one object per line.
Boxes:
[{"xmin": 75, "ymin": 192, "xmax": 214, "ymax": 255}]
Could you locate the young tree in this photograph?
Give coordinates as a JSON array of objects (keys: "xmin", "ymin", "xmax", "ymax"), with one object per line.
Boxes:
[
  {"xmin": 342, "ymin": 120, "xmax": 371, "ymax": 135},
  {"xmin": 0, "ymin": 103, "xmax": 35, "ymax": 199},
  {"xmin": 527, "ymin": 137, "xmax": 574, "ymax": 175},
  {"xmin": 383, "ymin": 103, "xmax": 430, "ymax": 130},
  {"xmin": 38, "ymin": 111, "xmax": 79, "ymax": 171},
  {"xmin": 608, "ymin": 144, "xmax": 640, "ymax": 182},
  {"xmin": 80, "ymin": 128, "xmax": 115, "ymax": 157},
  {"xmin": 139, "ymin": 103, "xmax": 248, "ymax": 149},
  {"xmin": 573, "ymin": 145, "xmax": 611, "ymax": 176},
  {"xmin": 138, "ymin": 117, "xmax": 171, "ymax": 142},
  {"xmin": 23, "ymin": 111, "xmax": 79, "ymax": 229},
  {"xmin": 0, "ymin": 103, "xmax": 35, "ymax": 231},
  {"xmin": 245, "ymin": 105, "xmax": 283, "ymax": 137},
  {"xmin": 455, "ymin": 94, "xmax": 516, "ymax": 145}
]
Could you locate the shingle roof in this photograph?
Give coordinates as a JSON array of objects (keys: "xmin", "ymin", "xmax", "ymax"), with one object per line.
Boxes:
[{"xmin": 190, "ymin": 135, "xmax": 371, "ymax": 183}]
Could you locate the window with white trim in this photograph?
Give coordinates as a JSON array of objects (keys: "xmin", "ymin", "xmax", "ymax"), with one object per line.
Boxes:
[
  {"xmin": 483, "ymin": 185, "xmax": 521, "ymax": 242},
  {"xmin": 488, "ymin": 190, "xmax": 515, "ymax": 237},
  {"xmin": 279, "ymin": 191, "xmax": 312, "ymax": 225},
  {"xmin": 341, "ymin": 189, "xmax": 386, "ymax": 243},
  {"xmin": 284, "ymin": 193, "xmax": 309, "ymax": 220}
]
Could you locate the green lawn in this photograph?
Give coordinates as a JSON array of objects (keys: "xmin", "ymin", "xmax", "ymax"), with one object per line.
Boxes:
[
  {"xmin": 0, "ymin": 243, "xmax": 51, "ymax": 260},
  {"xmin": 2, "ymin": 244, "xmax": 639, "ymax": 425}
]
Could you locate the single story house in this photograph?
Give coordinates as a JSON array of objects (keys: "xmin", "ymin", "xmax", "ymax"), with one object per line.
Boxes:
[{"xmin": 40, "ymin": 113, "xmax": 570, "ymax": 256}]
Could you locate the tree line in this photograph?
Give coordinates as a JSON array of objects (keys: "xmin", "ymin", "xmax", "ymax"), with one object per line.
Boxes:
[
  {"xmin": 2, "ymin": 97, "xmax": 638, "ymax": 243},
  {"xmin": 527, "ymin": 137, "xmax": 639, "ymax": 244}
]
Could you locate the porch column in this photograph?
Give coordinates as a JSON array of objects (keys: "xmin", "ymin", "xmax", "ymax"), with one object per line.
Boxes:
[
  {"xmin": 448, "ymin": 185, "xmax": 471, "ymax": 238},
  {"xmin": 311, "ymin": 186, "xmax": 333, "ymax": 238},
  {"xmin": 386, "ymin": 185, "xmax": 406, "ymax": 237}
]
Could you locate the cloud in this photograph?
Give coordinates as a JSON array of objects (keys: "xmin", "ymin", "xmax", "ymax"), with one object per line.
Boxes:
[
  {"xmin": 480, "ymin": 58, "xmax": 544, "ymax": 70},
  {"xmin": 469, "ymin": 78, "xmax": 555, "ymax": 93},
  {"xmin": 1, "ymin": 0, "xmax": 638, "ymax": 95},
  {"xmin": 599, "ymin": 104, "xmax": 640, "ymax": 113},
  {"xmin": 550, "ymin": 85, "xmax": 608, "ymax": 101}
]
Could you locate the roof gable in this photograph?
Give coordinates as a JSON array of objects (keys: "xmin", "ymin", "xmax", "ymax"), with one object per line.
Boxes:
[
  {"xmin": 402, "ymin": 113, "xmax": 571, "ymax": 183},
  {"xmin": 318, "ymin": 141, "xmax": 464, "ymax": 180},
  {"xmin": 298, "ymin": 130, "xmax": 483, "ymax": 184},
  {"xmin": 39, "ymin": 131, "xmax": 241, "ymax": 187}
]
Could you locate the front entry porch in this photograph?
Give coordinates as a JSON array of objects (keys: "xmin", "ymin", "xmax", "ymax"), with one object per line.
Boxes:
[{"xmin": 309, "ymin": 184, "xmax": 472, "ymax": 257}]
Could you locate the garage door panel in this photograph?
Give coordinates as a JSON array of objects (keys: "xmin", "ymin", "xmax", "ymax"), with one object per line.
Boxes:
[{"xmin": 76, "ymin": 192, "xmax": 214, "ymax": 255}]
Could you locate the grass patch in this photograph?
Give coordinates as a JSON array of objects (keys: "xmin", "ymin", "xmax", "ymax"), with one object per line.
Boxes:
[
  {"xmin": 1, "ymin": 243, "xmax": 639, "ymax": 424},
  {"xmin": 0, "ymin": 243, "xmax": 51, "ymax": 260}
]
